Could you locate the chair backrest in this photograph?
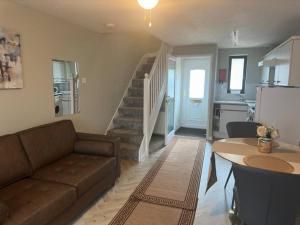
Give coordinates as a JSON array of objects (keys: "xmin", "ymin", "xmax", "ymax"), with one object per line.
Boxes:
[
  {"xmin": 232, "ymin": 164, "xmax": 300, "ymax": 225},
  {"xmin": 226, "ymin": 121, "xmax": 261, "ymax": 138}
]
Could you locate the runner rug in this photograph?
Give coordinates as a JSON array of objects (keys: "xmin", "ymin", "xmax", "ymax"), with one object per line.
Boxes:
[{"xmin": 109, "ymin": 137, "xmax": 205, "ymax": 225}]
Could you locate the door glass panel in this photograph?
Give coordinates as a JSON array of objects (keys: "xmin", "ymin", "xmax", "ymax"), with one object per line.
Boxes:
[
  {"xmin": 167, "ymin": 59, "xmax": 175, "ymax": 134},
  {"xmin": 189, "ymin": 69, "xmax": 205, "ymax": 99}
]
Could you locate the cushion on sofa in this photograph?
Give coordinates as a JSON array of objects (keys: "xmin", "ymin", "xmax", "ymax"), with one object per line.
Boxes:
[
  {"xmin": 74, "ymin": 140, "xmax": 114, "ymax": 157},
  {"xmin": 18, "ymin": 120, "xmax": 77, "ymax": 171},
  {"xmin": 0, "ymin": 135, "xmax": 31, "ymax": 189},
  {"xmin": 0, "ymin": 179, "xmax": 76, "ymax": 225},
  {"xmin": 32, "ymin": 153, "xmax": 115, "ymax": 196},
  {"xmin": 0, "ymin": 201, "xmax": 9, "ymax": 224}
]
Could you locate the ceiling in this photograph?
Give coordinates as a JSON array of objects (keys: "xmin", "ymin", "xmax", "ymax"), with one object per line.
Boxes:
[{"xmin": 13, "ymin": 0, "xmax": 300, "ymax": 48}]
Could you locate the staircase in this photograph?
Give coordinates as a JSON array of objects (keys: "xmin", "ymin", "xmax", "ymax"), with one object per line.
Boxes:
[
  {"xmin": 107, "ymin": 57, "xmax": 156, "ymax": 160},
  {"xmin": 106, "ymin": 44, "xmax": 169, "ymax": 161}
]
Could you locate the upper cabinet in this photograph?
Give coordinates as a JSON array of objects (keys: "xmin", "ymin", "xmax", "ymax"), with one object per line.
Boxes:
[{"xmin": 259, "ymin": 36, "xmax": 300, "ymax": 87}]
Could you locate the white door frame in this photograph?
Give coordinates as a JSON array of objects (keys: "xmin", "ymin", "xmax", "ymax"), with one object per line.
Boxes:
[
  {"xmin": 176, "ymin": 54, "xmax": 215, "ymax": 140},
  {"xmin": 165, "ymin": 55, "xmax": 176, "ymax": 145}
]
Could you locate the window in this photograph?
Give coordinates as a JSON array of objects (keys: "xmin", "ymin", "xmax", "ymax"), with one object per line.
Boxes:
[
  {"xmin": 227, "ymin": 56, "xmax": 247, "ymax": 94},
  {"xmin": 189, "ymin": 69, "xmax": 205, "ymax": 99}
]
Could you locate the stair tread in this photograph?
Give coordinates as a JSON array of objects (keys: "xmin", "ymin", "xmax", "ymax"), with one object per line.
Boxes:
[
  {"xmin": 120, "ymin": 142, "xmax": 139, "ymax": 151},
  {"xmin": 124, "ymin": 96, "xmax": 143, "ymax": 99},
  {"xmin": 115, "ymin": 117, "xmax": 143, "ymax": 122},
  {"xmin": 129, "ymin": 87, "xmax": 143, "ymax": 90},
  {"xmin": 108, "ymin": 128, "xmax": 142, "ymax": 136},
  {"xmin": 119, "ymin": 106, "xmax": 143, "ymax": 110}
]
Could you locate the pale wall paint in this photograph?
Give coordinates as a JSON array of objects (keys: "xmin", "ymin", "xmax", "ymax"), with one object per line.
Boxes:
[
  {"xmin": 0, "ymin": 1, "xmax": 161, "ymax": 135},
  {"xmin": 172, "ymin": 44, "xmax": 218, "ymax": 140},
  {"xmin": 216, "ymin": 47, "xmax": 269, "ymax": 101}
]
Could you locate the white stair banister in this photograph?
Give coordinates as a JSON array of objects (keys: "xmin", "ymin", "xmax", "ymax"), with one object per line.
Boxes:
[
  {"xmin": 141, "ymin": 43, "xmax": 169, "ymax": 160},
  {"xmin": 143, "ymin": 73, "xmax": 150, "ymax": 156}
]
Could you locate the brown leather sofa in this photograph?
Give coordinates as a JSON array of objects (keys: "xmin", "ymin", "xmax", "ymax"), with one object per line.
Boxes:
[{"xmin": 0, "ymin": 120, "xmax": 120, "ymax": 225}]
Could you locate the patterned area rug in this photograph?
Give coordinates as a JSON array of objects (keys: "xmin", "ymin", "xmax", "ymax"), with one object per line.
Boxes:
[{"xmin": 109, "ymin": 137, "xmax": 205, "ymax": 225}]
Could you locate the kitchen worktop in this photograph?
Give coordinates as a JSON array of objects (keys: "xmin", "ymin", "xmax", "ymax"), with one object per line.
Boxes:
[{"xmin": 214, "ymin": 100, "xmax": 256, "ymax": 106}]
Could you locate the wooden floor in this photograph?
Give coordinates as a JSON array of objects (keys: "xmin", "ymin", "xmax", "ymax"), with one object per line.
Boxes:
[{"xmin": 73, "ymin": 136, "xmax": 299, "ymax": 225}]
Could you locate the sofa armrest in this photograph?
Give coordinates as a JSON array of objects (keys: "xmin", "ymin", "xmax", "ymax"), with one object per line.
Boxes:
[
  {"xmin": 76, "ymin": 133, "xmax": 121, "ymax": 177},
  {"xmin": 0, "ymin": 201, "xmax": 9, "ymax": 224}
]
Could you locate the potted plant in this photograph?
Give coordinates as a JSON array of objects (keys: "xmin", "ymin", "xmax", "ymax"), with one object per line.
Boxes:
[{"xmin": 257, "ymin": 125, "xmax": 280, "ymax": 153}]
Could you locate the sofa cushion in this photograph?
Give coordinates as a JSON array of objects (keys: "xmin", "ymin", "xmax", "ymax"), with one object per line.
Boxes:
[
  {"xmin": 74, "ymin": 140, "xmax": 114, "ymax": 157},
  {"xmin": 0, "ymin": 135, "xmax": 31, "ymax": 189},
  {"xmin": 0, "ymin": 179, "xmax": 76, "ymax": 225},
  {"xmin": 33, "ymin": 153, "xmax": 115, "ymax": 196},
  {"xmin": 0, "ymin": 201, "xmax": 9, "ymax": 224},
  {"xmin": 18, "ymin": 120, "xmax": 77, "ymax": 171}
]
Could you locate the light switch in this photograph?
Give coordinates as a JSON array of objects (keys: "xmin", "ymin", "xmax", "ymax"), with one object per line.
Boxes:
[{"xmin": 82, "ymin": 78, "xmax": 87, "ymax": 84}]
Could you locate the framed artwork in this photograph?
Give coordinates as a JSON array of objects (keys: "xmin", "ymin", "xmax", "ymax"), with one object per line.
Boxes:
[{"xmin": 0, "ymin": 27, "xmax": 22, "ymax": 89}]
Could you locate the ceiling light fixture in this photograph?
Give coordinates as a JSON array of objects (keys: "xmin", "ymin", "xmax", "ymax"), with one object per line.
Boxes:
[
  {"xmin": 137, "ymin": 0, "xmax": 159, "ymax": 10},
  {"xmin": 105, "ymin": 23, "xmax": 116, "ymax": 28},
  {"xmin": 232, "ymin": 30, "xmax": 239, "ymax": 46},
  {"xmin": 137, "ymin": 0, "xmax": 159, "ymax": 28}
]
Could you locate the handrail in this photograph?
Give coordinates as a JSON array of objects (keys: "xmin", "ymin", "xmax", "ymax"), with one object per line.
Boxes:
[{"xmin": 141, "ymin": 43, "xmax": 169, "ymax": 159}]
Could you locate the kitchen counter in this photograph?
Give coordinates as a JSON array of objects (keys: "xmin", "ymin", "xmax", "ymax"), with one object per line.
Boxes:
[
  {"xmin": 214, "ymin": 100, "xmax": 256, "ymax": 106},
  {"xmin": 214, "ymin": 100, "xmax": 247, "ymax": 105}
]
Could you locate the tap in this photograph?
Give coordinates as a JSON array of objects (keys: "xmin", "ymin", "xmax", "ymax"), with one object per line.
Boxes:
[{"xmin": 239, "ymin": 94, "xmax": 246, "ymax": 102}]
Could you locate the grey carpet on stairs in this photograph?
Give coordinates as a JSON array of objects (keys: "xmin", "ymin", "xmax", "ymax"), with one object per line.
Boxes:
[{"xmin": 107, "ymin": 57, "xmax": 156, "ymax": 160}]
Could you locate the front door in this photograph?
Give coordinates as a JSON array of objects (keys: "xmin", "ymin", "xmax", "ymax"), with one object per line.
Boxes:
[{"xmin": 181, "ymin": 57, "xmax": 210, "ymax": 129}]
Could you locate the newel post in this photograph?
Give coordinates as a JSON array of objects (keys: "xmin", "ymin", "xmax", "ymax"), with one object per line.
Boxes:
[{"xmin": 143, "ymin": 73, "xmax": 150, "ymax": 156}]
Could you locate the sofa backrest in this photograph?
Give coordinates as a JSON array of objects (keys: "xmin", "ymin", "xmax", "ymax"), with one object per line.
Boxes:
[
  {"xmin": 18, "ymin": 120, "xmax": 77, "ymax": 171},
  {"xmin": 0, "ymin": 134, "xmax": 32, "ymax": 188}
]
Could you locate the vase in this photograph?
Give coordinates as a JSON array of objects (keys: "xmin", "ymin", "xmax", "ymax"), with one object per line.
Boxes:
[{"xmin": 258, "ymin": 138, "xmax": 272, "ymax": 153}]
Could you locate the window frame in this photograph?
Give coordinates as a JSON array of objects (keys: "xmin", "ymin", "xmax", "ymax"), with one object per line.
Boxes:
[{"xmin": 227, "ymin": 55, "xmax": 247, "ymax": 94}]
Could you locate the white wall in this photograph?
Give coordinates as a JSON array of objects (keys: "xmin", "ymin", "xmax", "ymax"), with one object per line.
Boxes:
[
  {"xmin": 0, "ymin": 0, "xmax": 161, "ymax": 135},
  {"xmin": 216, "ymin": 47, "xmax": 269, "ymax": 101}
]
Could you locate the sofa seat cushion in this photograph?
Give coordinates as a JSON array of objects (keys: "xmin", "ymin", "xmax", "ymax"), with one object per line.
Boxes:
[
  {"xmin": 0, "ymin": 179, "xmax": 76, "ymax": 225},
  {"xmin": 32, "ymin": 153, "xmax": 116, "ymax": 196}
]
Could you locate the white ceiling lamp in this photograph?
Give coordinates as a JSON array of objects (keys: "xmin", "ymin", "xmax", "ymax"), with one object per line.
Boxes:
[
  {"xmin": 232, "ymin": 30, "xmax": 239, "ymax": 46},
  {"xmin": 137, "ymin": 0, "xmax": 160, "ymax": 28},
  {"xmin": 137, "ymin": 0, "xmax": 159, "ymax": 10},
  {"xmin": 105, "ymin": 23, "xmax": 116, "ymax": 28}
]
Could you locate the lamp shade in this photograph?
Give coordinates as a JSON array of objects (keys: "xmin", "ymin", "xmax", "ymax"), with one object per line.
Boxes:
[{"xmin": 137, "ymin": 0, "xmax": 159, "ymax": 10}]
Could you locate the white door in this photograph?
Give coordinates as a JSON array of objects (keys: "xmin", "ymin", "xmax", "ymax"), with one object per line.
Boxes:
[
  {"xmin": 181, "ymin": 57, "xmax": 210, "ymax": 129},
  {"xmin": 165, "ymin": 57, "xmax": 176, "ymax": 144}
]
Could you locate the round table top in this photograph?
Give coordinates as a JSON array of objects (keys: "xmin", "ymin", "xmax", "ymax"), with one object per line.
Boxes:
[{"xmin": 212, "ymin": 138, "xmax": 300, "ymax": 174}]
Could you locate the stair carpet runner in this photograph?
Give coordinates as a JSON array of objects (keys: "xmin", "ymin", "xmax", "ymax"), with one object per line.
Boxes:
[{"xmin": 107, "ymin": 57, "xmax": 156, "ymax": 160}]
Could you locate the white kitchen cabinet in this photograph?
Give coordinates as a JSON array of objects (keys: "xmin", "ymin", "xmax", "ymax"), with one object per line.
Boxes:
[
  {"xmin": 218, "ymin": 104, "xmax": 248, "ymax": 137},
  {"xmin": 261, "ymin": 66, "xmax": 270, "ymax": 84},
  {"xmin": 260, "ymin": 36, "xmax": 300, "ymax": 87}
]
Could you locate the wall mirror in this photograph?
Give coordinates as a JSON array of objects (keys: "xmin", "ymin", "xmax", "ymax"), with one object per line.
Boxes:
[{"xmin": 52, "ymin": 60, "xmax": 80, "ymax": 117}]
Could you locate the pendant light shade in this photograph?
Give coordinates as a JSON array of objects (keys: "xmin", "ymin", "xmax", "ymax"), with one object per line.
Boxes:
[{"xmin": 137, "ymin": 0, "xmax": 159, "ymax": 10}]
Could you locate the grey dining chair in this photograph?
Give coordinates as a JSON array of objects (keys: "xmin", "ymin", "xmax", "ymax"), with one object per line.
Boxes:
[
  {"xmin": 224, "ymin": 121, "xmax": 261, "ymax": 189},
  {"xmin": 232, "ymin": 163, "xmax": 300, "ymax": 225}
]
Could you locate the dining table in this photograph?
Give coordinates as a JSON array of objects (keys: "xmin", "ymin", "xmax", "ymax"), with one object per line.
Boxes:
[
  {"xmin": 214, "ymin": 138, "xmax": 300, "ymax": 174},
  {"xmin": 206, "ymin": 138, "xmax": 300, "ymax": 192}
]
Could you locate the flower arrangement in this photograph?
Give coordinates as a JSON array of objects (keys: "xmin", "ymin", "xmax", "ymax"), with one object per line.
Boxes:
[
  {"xmin": 257, "ymin": 124, "xmax": 280, "ymax": 153},
  {"xmin": 257, "ymin": 125, "xmax": 280, "ymax": 140}
]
